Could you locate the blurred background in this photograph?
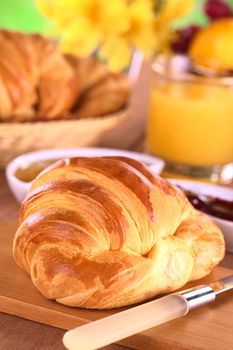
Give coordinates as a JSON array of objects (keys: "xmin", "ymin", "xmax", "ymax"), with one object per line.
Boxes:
[
  {"xmin": 0, "ymin": 0, "xmax": 48, "ymax": 33},
  {"xmin": 2, "ymin": 0, "xmax": 233, "ymax": 34},
  {"xmin": 0, "ymin": 0, "xmax": 233, "ymax": 182}
]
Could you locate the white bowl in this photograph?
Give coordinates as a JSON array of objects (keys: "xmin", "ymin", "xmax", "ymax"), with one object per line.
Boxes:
[
  {"xmin": 169, "ymin": 178, "xmax": 233, "ymax": 253},
  {"xmin": 6, "ymin": 148, "xmax": 164, "ymax": 203}
]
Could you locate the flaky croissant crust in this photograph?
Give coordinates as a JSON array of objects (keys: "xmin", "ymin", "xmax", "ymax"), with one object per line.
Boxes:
[
  {"xmin": 13, "ymin": 157, "xmax": 225, "ymax": 309},
  {"xmin": 0, "ymin": 30, "xmax": 130, "ymax": 122},
  {"xmin": 0, "ymin": 30, "xmax": 78, "ymax": 121}
]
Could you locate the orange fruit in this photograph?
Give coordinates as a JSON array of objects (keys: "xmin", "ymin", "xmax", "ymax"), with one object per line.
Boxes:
[{"xmin": 189, "ymin": 18, "xmax": 233, "ymax": 72}]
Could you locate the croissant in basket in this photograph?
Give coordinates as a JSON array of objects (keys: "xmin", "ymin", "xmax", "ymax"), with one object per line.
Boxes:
[
  {"xmin": 13, "ymin": 157, "xmax": 225, "ymax": 309},
  {"xmin": 0, "ymin": 29, "xmax": 130, "ymax": 122}
]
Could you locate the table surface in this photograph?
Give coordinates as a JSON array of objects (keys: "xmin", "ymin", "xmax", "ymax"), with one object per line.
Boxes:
[
  {"xmin": 1, "ymin": 65, "xmax": 233, "ymax": 350},
  {"xmin": 0, "ymin": 64, "xmax": 151, "ymax": 350}
]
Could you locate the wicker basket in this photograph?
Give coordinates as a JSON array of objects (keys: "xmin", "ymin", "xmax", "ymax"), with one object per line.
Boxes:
[{"xmin": 0, "ymin": 108, "xmax": 129, "ymax": 168}]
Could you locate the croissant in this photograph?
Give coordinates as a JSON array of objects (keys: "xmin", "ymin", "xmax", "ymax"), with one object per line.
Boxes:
[
  {"xmin": 65, "ymin": 55, "xmax": 130, "ymax": 118},
  {"xmin": 0, "ymin": 30, "xmax": 130, "ymax": 122},
  {"xmin": 13, "ymin": 157, "xmax": 225, "ymax": 309},
  {"xmin": 64, "ymin": 55, "xmax": 110, "ymax": 95},
  {"xmin": 0, "ymin": 30, "xmax": 78, "ymax": 121}
]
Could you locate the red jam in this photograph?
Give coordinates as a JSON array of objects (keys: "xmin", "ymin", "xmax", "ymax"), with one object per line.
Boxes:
[{"xmin": 183, "ymin": 189, "xmax": 233, "ymax": 222}]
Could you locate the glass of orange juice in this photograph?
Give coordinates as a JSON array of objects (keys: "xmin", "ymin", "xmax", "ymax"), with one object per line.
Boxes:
[{"xmin": 146, "ymin": 55, "xmax": 233, "ymax": 182}]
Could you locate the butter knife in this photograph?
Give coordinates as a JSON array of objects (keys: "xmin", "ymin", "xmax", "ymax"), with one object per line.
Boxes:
[{"xmin": 63, "ymin": 275, "xmax": 233, "ymax": 350}]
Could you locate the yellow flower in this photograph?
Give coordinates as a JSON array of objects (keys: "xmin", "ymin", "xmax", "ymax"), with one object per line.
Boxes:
[
  {"xmin": 99, "ymin": 36, "xmax": 132, "ymax": 71},
  {"xmin": 154, "ymin": 0, "xmax": 195, "ymax": 52},
  {"xmin": 36, "ymin": 0, "xmax": 195, "ymax": 71},
  {"xmin": 127, "ymin": 0, "xmax": 157, "ymax": 55},
  {"xmin": 100, "ymin": 0, "xmax": 157, "ymax": 70},
  {"xmin": 37, "ymin": 0, "xmax": 129, "ymax": 55},
  {"xmin": 155, "ymin": 0, "xmax": 194, "ymax": 27}
]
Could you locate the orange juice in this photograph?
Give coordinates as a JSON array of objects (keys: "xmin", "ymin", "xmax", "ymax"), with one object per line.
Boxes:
[{"xmin": 147, "ymin": 79, "xmax": 233, "ymax": 167}]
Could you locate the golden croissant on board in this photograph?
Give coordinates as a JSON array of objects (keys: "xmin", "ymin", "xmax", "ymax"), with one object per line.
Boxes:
[
  {"xmin": 13, "ymin": 157, "xmax": 225, "ymax": 309},
  {"xmin": 0, "ymin": 30, "xmax": 130, "ymax": 122}
]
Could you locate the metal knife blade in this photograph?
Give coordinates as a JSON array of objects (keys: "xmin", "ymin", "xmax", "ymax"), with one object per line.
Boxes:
[{"xmin": 209, "ymin": 274, "xmax": 233, "ymax": 295}]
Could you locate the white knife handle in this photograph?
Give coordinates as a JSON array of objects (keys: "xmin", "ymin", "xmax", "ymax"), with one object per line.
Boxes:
[{"xmin": 63, "ymin": 294, "xmax": 189, "ymax": 350}]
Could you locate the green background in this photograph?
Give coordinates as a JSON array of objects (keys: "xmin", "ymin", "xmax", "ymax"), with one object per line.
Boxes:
[
  {"xmin": 0, "ymin": 0, "xmax": 48, "ymax": 33},
  {"xmin": 174, "ymin": 0, "xmax": 233, "ymax": 27},
  {"xmin": 0, "ymin": 0, "xmax": 233, "ymax": 34}
]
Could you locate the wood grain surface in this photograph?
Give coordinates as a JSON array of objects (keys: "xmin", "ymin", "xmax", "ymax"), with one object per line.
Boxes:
[{"xmin": 1, "ymin": 220, "xmax": 233, "ymax": 350}]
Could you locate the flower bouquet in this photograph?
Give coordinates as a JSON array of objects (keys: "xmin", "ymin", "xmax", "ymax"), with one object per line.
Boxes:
[{"xmin": 36, "ymin": 0, "xmax": 195, "ymax": 71}]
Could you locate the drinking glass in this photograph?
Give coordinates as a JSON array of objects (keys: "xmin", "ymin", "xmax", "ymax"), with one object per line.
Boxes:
[{"xmin": 146, "ymin": 55, "xmax": 233, "ymax": 182}]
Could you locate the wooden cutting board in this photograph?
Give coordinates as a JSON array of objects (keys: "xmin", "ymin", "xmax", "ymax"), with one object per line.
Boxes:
[{"xmin": 1, "ymin": 221, "xmax": 233, "ymax": 350}]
